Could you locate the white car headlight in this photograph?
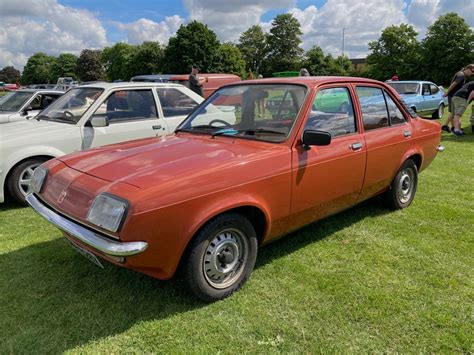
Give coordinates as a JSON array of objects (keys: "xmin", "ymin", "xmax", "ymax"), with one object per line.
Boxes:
[
  {"xmin": 86, "ymin": 194, "xmax": 129, "ymax": 233},
  {"xmin": 30, "ymin": 166, "xmax": 48, "ymax": 194}
]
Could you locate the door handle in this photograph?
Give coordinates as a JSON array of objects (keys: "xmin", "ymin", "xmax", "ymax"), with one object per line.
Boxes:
[
  {"xmin": 350, "ymin": 142, "xmax": 363, "ymax": 150},
  {"xmin": 404, "ymin": 130, "xmax": 412, "ymax": 137},
  {"xmin": 152, "ymin": 125, "xmax": 162, "ymax": 130}
]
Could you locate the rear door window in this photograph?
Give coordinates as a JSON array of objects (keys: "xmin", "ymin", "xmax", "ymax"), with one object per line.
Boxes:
[
  {"xmin": 384, "ymin": 93, "xmax": 406, "ymax": 125},
  {"xmin": 356, "ymin": 87, "xmax": 389, "ymax": 131},
  {"xmin": 156, "ymin": 88, "xmax": 199, "ymax": 117}
]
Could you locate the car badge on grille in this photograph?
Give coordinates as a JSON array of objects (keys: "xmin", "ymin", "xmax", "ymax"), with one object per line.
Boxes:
[{"xmin": 58, "ymin": 190, "xmax": 67, "ymax": 204}]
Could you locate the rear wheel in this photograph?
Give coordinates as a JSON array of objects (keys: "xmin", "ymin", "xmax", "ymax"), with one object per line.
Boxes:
[
  {"xmin": 184, "ymin": 213, "xmax": 258, "ymax": 302},
  {"xmin": 7, "ymin": 158, "xmax": 48, "ymax": 204},
  {"xmin": 383, "ymin": 159, "xmax": 418, "ymax": 209},
  {"xmin": 432, "ymin": 104, "xmax": 444, "ymax": 120}
]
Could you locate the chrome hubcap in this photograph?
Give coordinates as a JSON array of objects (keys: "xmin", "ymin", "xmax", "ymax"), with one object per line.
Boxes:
[
  {"xmin": 203, "ymin": 228, "xmax": 248, "ymax": 289},
  {"xmin": 18, "ymin": 163, "xmax": 40, "ymax": 196},
  {"xmin": 398, "ymin": 169, "xmax": 413, "ymax": 204}
]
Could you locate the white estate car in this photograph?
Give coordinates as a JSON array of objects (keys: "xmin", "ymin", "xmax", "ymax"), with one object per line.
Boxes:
[
  {"xmin": 0, "ymin": 89, "xmax": 63, "ymax": 124},
  {"xmin": 0, "ymin": 82, "xmax": 203, "ymax": 203}
]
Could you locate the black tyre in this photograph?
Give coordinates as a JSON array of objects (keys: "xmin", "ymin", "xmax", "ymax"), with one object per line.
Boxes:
[
  {"xmin": 383, "ymin": 159, "xmax": 418, "ymax": 210},
  {"xmin": 184, "ymin": 213, "xmax": 258, "ymax": 302},
  {"xmin": 431, "ymin": 104, "xmax": 444, "ymax": 120},
  {"xmin": 7, "ymin": 158, "xmax": 48, "ymax": 204}
]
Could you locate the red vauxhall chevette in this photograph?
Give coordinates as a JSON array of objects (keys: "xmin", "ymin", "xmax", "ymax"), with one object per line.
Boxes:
[{"xmin": 27, "ymin": 77, "xmax": 443, "ymax": 301}]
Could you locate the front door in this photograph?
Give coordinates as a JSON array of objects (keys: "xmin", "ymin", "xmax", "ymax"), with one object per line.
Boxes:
[
  {"xmin": 82, "ymin": 89, "xmax": 168, "ymax": 149},
  {"xmin": 288, "ymin": 85, "xmax": 366, "ymax": 229}
]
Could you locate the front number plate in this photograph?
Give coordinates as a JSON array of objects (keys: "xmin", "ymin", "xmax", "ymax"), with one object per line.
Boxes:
[{"xmin": 68, "ymin": 240, "xmax": 104, "ymax": 268}]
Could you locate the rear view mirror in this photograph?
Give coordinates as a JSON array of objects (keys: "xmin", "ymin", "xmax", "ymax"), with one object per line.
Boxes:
[
  {"xmin": 90, "ymin": 116, "xmax": 109, "ymax": 128},
  {"xmin": 302, "ymin": 130, "xmax": 331, "ymax": 149}
]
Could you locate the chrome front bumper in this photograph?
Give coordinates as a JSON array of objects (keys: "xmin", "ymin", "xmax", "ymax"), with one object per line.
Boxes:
[
  {"xmin": 26, "ymin": 193, "xmax": 148, "ymax": 257},
  {"xmin": 436, "ymin": 145, "xmax": 445, "ymax": 152}
]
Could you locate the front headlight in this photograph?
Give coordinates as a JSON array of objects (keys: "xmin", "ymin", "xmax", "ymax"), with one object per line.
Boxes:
[
  {"xmin": 30, "ymin": 166, "xmax": 48, "ymax": 194},
  {"xmin": 86, "ymin": 193, "xmax": 129, "ymax": 233}
]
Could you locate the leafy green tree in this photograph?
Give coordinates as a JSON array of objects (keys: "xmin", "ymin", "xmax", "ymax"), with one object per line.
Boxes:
[
  {"xmin": 367, "ymin": 23, "xmax": 421, "ymax": 81},
  {"xmin": 237, "ymin": 25, "xmax": 269, "ymax": 76},
  {"xmin": 265, "ymin": 13, "xmax": 304, "ymax": 76},
  {"xmin": 0, "ymin": 66, "xmax": 21, "ymax": 83},
  {"xmin": 102, "ymin": 43, "xmax": 135, "ymax": 81},
  {"xmin": 421, "ymin": 13, "xmax": 474, "ymax": 84},
  {"xmin": 76, "ymin": 49, "xmax": 104, "ymax": 82},
  {"xmin": 302, "ymin": 46, "xmax": 331, "ymax": 76},
  {"xmin": 21, "ymin": 52, "xmax": 56, "ymax": 84},
  {"xmin": 212, "ymin": 43, "xmax": 246, "ymax": 77},
  {"xmin": 128, "ymin": 41, "xmax": 165, "ymax": 77},
  {"xmin": 164, "ymin": 21, "xmax": 220, "ymax": 73},
  {"xmin": 331, "ymin": 55, "xmax": 352, "ymax": 76},
  {"xmin": 51, "ymin": 53, "xmax": 78, "ymax": 81}
]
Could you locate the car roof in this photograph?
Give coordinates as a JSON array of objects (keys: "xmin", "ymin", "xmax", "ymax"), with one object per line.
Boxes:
[
  {"xmin": 387, "ymin": 80, "xmax": 436, "ymax": 85},
  {"xmin": 78, "ymin": 81, "xmax": 187, "ymax": 90},
  {"xmin": 240, "ymin": 76, "xmax": 385, "ymax": 87},
  {"xmin": 15, "ymin": 89, "xmax": 64, "ymax": 94}
]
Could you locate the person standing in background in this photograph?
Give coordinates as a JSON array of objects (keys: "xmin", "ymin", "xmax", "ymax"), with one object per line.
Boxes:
[
  {"xmin": 189, "ymin": 65, "xmax": 207, "ymax": 97},
  {"xmin": 450, "ymin": 81, "xmax": 474, "ymax": 136},
  {"xmin": 442, "ymin": 64, "xmax": 474, "ymax": 132}
]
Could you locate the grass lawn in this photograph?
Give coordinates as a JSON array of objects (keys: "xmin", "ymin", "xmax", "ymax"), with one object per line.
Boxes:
[{"xmin": 0, "ymin": 109, "xmax": 473, "ymax": 353}]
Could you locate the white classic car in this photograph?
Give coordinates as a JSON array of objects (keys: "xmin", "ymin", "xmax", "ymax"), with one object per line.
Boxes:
[
  {"xmin": 0, "ymin": 82, "xmax": 203, "ymax": 203},
  {"xmin": 0, "ymin": 89, "xmax": 64, "ymax": 124}
]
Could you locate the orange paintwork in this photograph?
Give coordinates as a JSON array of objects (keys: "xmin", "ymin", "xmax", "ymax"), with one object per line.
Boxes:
[{"xmin": 36, "ymin": 77, "xmax": 441, "ymax": 280}]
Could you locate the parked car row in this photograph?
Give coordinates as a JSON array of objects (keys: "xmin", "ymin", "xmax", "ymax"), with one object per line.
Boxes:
[{"xmin": 15, "ymin": 76, "xmax": 443, "ymax": 301}]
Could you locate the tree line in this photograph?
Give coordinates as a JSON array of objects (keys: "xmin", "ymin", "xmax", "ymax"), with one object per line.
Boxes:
[{"xmin": 0, "ymin": 12, "xmax": 472, "ymax": 86}]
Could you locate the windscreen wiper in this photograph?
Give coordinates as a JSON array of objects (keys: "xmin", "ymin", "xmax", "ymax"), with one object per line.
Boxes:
[
  {"xmin": 212, "ymin": 128, "xmax": 287, "ymax": 137},
  {"xmin": 35, "ymin": 114, "xmax": 50, "ymax": 121},
  {"xmin": 175, "ymin": 124, "xmax": 222, "ymax": 133}
]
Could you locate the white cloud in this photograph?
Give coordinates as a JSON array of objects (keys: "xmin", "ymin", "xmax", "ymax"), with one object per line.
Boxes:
[
  {"xmin": 183, "ymin": 0, "xmax": 295, "ymax": 41},
  {"xmin": 116, "ymin": 16, "xmax": 185, "ymax": 44},
  {"xmin": 0, "ymin": 0, "xmax": 107, "ymax": 69},
  {"xmin": 290, "ymin": 0, "xmax": 407, "ymax": 58}
]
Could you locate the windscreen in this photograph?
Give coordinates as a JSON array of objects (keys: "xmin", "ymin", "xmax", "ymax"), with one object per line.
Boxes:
[{"xmin": 177, "ymin": 84, "xmax": 307, "ymax": 142}]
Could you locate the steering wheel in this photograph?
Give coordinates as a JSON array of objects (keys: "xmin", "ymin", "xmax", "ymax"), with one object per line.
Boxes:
[
  {"xmin": 209, "ymin": 119, "xmax": 231, "ymax": 127},
  {"xmin": 63, "ymin": 110, "xmax": 74, "ymax": 118}
]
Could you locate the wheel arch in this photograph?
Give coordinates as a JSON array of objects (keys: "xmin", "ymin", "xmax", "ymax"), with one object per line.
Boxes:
[
  {"xmin": 3, "ymin": 154, "xmax": 55, "ymax": 200},
  {"xmin": 174, "ymin": 200, "xmax": 270, "ymax": 276}
]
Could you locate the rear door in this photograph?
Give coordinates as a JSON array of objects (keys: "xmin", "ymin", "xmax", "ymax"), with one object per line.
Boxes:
[
  {"xmin": 289, "ymin": 85, "xmax": 366, "ymax": 228},
  {"xmin": 155, "ymin": 87, "xmax": 201, "ymax": 131},
  {"xmin": 82, "ymin": 89, "xmax": 167, "ymax": 149},
  {"xmin": 355, "ymin": 85, "xmax": 412, "ymax": 200}
]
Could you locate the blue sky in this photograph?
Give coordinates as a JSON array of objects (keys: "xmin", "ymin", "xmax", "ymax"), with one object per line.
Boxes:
[{"xmin": 0, "ymin": 0, "xmax": 471, "ymax": 69}]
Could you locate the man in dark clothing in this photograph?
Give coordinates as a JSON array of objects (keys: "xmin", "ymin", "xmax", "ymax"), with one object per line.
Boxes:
[
  {"xmin": 442, "ymin": 64, "xmax": 474, "ymax": 132},
  {"xmin": 451, "ymin": 81, "xmax": 474, "ymax": 136},
  {"xmin": 188, "ymin": 65, "xmax": 207, "ymax": 97}
]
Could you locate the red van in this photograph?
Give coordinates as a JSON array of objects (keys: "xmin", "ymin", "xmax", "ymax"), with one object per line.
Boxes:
[{"xmin": 169, "ymin": 74, "xmax": 241, "ymax": 98}]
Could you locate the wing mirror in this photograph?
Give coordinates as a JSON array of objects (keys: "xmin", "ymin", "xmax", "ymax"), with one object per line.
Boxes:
[
  {"xmin": 90, "ymin": 116, "xmax": 109, "ymax": 128},
  {"xmin": 301, "ymin": 130, "xmax": 331, "ymax": 150},
  {"xmin": 21, "ymin": 105, "xmax": 33, "ymax": 116}
]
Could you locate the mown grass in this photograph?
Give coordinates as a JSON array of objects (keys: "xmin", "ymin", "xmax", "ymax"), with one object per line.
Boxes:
[{"xmin": 0, "ymin": 109, "xmax": 473, "ymax": 353}]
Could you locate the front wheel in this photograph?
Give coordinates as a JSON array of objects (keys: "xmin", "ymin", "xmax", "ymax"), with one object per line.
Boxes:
[
  {"xmin": 383, "ymin": 159, "xmax": 418, "ymax": 209},
  {"xmin": 184, "ymin": 213, "xmax": 258, "ymax": 302},
  {"xmin": 7, "ymin": 158, "xmax": 48, "ymax": 204},
  {"xmin": 432, "ymin": 104, "xmax": 444, "ymax": 120}
]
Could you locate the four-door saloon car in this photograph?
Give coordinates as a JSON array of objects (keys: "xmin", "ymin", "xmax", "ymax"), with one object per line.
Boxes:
[
  {"xmin": 0, "ymin": 82, "xmax": 203, "ymax": 204},
  {"xmin": 27, "ymin": 77, "xmax": 443, "ymax": 301},
  {"xmin": 0, "ymin": 89, "xmax": 63, "ymax": 124},
  {"xmin": 387, "ymin": 80, "xmax": 448, "ymax": 119}
]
